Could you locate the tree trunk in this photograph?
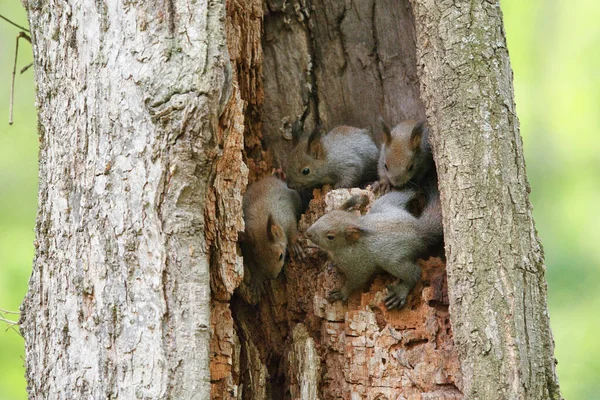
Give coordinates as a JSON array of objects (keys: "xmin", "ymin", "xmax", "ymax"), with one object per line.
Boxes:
[
  {"xmin": 21, "ymin": 0, "xmax": 560, "ymax": 399},
  {"xmin": 20, "ymin": 0, "xmax": 240, "ymax": 398},
  {"xmin": 410, "ymin": 1, "xmax": 561, "ymax": 398}
]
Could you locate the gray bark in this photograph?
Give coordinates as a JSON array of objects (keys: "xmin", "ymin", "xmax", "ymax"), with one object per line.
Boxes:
[
  {"xmin": 20, "ymin": 0, "xmax": 235, "ymax": 398},
  {"xmin": 410, "ymin": 1, "xmax": 561, "ymax": 398}
]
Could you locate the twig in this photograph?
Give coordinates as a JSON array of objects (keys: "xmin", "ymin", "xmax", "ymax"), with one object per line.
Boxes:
[
  {"xmin": 0, "ymin": 14, "xmax": 30, "ymax": 32},
  {"xmin": 0, "ymin": 308, "xmax": 20, "ymax": 314},
  {"xmin": 0, "ymin": 311, "xmax": 22, "ymax": 337},
  {"xmin": 20, "ymin": 62, "xmax": 34, "ymax": 74},
  {"xmin": 9, "ymin": 32, "xmax": 32, "ymax": 125}
]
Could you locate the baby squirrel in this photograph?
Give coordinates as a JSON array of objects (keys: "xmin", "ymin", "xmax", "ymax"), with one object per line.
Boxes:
[
  {"xmin": 306, "ymin": 191, "xmax": 442, "ymax": 310},
  {"xmin": 241, "ymin": 176, "xmax": 303, "ymax": 297},
  {"xmin": 376, "ymin": 118, "xmax": 437, "ymax": 192},
  {"xmin": 285, "ymin": 124, "xmax": 379, "ymax": 190}
]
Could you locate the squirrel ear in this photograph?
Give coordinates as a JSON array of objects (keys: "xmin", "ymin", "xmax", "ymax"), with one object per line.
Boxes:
[
  {"xmin": 410, "ymin": 120, "xmax": 428, "ymax": 150},
  {"xmin": 344, "ymin": 225, "xmax": 364, "ymax": 243},
  {"xmin": 266, "ymin": 214, "xmax": 285, "ymax": 242},
  {"xmin": 307, "ymin": 126, "xmax": 325, "ymax": 159},
  {"xmin": 291, "ymin": 119, "xmax": 303, "ymax": 147},
  {"xmin": 379, "ymin": 116, "xmax": 392, "ymax": 146}
]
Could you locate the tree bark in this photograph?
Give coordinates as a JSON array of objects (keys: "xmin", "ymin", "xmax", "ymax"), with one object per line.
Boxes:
[
  {"xmin": 410, "ymin": 1, "xmax": 561, "ymax": 398},
  {"xmin": 21, "ymin": 0, "xmax": 560, "ymax": 399},
  {"xmin": 21, "ymin": 0, "xmax": 239, "ymax": 398}
]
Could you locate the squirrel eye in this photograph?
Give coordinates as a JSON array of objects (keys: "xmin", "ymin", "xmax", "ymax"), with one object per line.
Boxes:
[
  {"xmin": 302, "ymin": 167, "xmax": 310, "ymax": 175},
  {"xmin": 384, "ymin": 163, "xmax": 388, "ymax": 171},
  {"xmin": 407, "ymin": 163, "xmax": 414, "ymax": 172},
  {"xmin": 326, "ymin": 234, "xmax": 335, "ymax": 241},
  {"xmin": 278, "ymin": 253, "xmax": 283, "ymax": 261}
]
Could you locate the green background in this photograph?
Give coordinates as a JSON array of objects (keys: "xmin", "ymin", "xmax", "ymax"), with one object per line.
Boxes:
[{"xmin": 0, "ymin": 0, "xmax": 598, "ymax": 398}]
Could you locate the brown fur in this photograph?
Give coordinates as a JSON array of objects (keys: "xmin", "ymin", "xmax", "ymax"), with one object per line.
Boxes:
[
  {"xmin": 241, "ymin": 176, "xmax": 302, "ymax": 299},
  {"xmin": 376, "ymin": 119, "xmax": 434, "ymax": 191}
]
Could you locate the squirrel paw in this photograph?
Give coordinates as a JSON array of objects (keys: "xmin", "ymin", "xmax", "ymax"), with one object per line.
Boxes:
[
  {"xmin": 325, "ymin": 260, "xmax": 335, "ymax": 271},
  {"xmin": 384, "ymin": 285, "xmax": 408, "ymax": 310},
  {"xmin": 327, "ymin": 289, "xmax": 347, "ymax": 303},
  {"xmin": 289, "ymin": 242, "xmax": 305, "ymax": 260},
  {"xmin": 251, "ymin": 280, "xmax": 266, "ymax": 302},
  {"xmin": 372, "ymin": 180, "xmax": 392, "ymax": 195}
]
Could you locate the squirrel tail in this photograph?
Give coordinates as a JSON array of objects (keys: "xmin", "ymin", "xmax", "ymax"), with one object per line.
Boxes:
[
  {"xmin": 417, "ymin": 193, "xmax": 444, "ymax": 248},
  {"xmin": 340, "ymin": 194, "xmax": 370, "ymax": 211}
]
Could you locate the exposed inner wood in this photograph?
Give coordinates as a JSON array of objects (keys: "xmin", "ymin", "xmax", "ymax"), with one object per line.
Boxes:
[{"xmin": 212, "ymin": 1, "xmax": 462, "ymax": 398}]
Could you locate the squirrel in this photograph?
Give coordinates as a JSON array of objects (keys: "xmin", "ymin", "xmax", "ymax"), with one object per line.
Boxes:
[
  {"xmin": 306, "ymin": 191, "xmax": 443, "ymax": 310},
  {"xmin": 376, "ymin": 118, "xmax": 438, "ymax": 193},
  {"xmin": 284, "ymin": 124, "xmax": 379, "ymax": 191},
  {"xmin": 341, "ymin": 188, "xmax": 428, "ymax": 219},
  {"xmin": 240, "ymin": 176, "xmax": 303, "ymax": 297}
]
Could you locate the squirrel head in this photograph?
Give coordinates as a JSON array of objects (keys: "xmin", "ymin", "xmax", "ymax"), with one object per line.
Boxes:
[
  {"xmin": 379, "ymin": 119, "xmax": 429, "ymax": 188},
  {"xmin": 244, "ymin": 214, "xmax": 287, "ymax": 279},
  {"xmin": 306, "ymin": 210, "xmax": 365, "ymax": 251},
  {"xmin": 284, "ymin": 125, "xmax": 330, "ymax": 190}
]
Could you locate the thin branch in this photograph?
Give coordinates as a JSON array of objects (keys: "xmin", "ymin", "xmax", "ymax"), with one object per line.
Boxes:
[
  {"xmin": 0, "ymin": 312, "xmax": 22, "ymax": 337},
  {"xmin": 0, "ymin": 14, "xmax": 30, "ymax": 32},
  {"xmin": 9, "ymin": 32, "xmax": 31, "ymax": 125},
  {"xmin": 0, "ymin": 308, "xmax": 20, "ymax": 314},
  {"xmin": 20, "ymin": 62, "xmax": 34, "ymax": 74}
]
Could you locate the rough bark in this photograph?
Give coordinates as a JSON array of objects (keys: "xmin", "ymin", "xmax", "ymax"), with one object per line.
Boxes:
[
  {"xmin": 410, "ymin": 1, "xmax": 561, "ymax": 399},
  {"xmin": 21, "ymin": 0, "xmax": 237, "ymax": 398},
  {"xmin": 20, "ymin": 0, "xmax": 560, "ymax": 399}
]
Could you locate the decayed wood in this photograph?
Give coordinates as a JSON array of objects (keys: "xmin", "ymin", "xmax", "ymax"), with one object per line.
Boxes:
[
  {"xmin": 410, "ymin": 0, "xmax": 561, "ymax": 398},
  {"xmin": 231, "ymin": 0, "xmax": 463, "ymax": 398},
  {"xmin": 233, "ymin": 188, "xmax": 461, "ymax": 399},
  {"xmin": 209, "ymin": 0, "xmax": 261, "ymax": 397}
]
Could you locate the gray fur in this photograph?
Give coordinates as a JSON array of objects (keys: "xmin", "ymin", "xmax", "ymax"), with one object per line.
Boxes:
[
  {"xmin": 242, "ymin": 176, "xmax": 302, "ymax": 296},
  {"xmin": 306, "ymin": 193, "xmax": 442, "ymax": 309},
  {"xmin": 369, "ymin": 189, "xmax": 417, "ymax": 214},
  {"xmin": 285, "ymin": 125, "xmax": 379, "ymax": 190}
]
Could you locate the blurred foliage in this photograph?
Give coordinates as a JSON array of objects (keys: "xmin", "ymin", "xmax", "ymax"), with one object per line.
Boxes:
[
  {"xmin": 0, "ymin": 1, "xmax": 35, "ymax": 399},
  {"xmin": 0, "ymin": 0, "xmax": 598, "ymax": 398},
  {"xmin": 502, "ymin": 0, "xmax": 600, "ymax": 398}
]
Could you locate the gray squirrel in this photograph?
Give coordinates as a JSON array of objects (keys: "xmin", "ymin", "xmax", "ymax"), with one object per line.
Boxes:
[
  {"xmin": 240, "ymin": 176, "xmax": 303, "ymax": 297},
  {"xmin": 285, "ymin": 124, "xmax": 379, "ymax": 190},
  {"xmin": 306, "ymin": 190, "xmax": 443, "ymax": 309},
  {"xmin": 376, "ymin": 118, "xmax": 437, "ymax": 193}
]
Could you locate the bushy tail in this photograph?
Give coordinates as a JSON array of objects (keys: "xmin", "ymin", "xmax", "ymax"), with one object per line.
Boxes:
[
  {"xmin": 370, "ymin": 189, "xmax": 417, "ymax": 214},
  {"xmin": 417, "ymin": 193, "xmax": 444, "ymax": 248},
  {"xmin": 340, "ymin": 194, "xmax": 370, "ymax": 211}
]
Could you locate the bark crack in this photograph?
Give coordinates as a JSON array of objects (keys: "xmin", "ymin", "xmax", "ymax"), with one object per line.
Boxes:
[{"xmin": 300, "ymin": 0, "xmax": 322, "ymax": 125}]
